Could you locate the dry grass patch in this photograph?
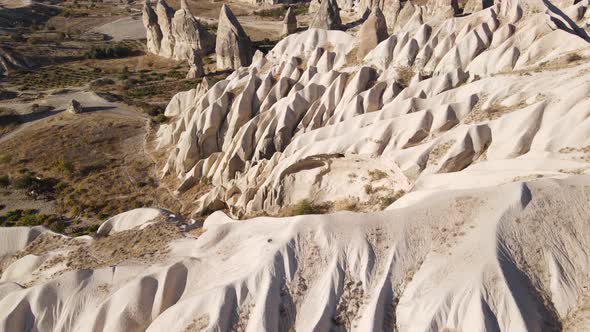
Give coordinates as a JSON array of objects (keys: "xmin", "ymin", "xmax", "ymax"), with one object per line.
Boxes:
[
  {"xmin": 368, "ymin": 169, "xmax": 388, "ymax": 181},
  {"xmin": 464, "ymin": 100, "xmax": 528, "ymax": 124},
  {"xmin": 427, "ymin": 139, "xmax": 456, "ymax": 167}
]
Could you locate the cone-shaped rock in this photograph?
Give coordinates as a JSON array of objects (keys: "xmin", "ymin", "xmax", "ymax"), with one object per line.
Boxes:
[
  {"xmin": 357, "ymin": 6, "xmax": 389, "ymax": 60},
  {"xmin": 156, "ymin": 0, "xmax": 175, "ymax": 58},
  {"xmin": 216, "ymin": 4, "xmax": 253, "ymax": 70},
  {"xmin": 309, "ymin": 0, "xmax": 342, "ymax": 30},
  {"xmin": 142, "ymin": 0, "xmax": 163, "ymax": 54},
  {"xmin": 282, "ymin": 7, "xmax": 297, "ymax": 36},
  {"xmin": 171, "ymin": 0, "xmax": 215, "ymax": 61}
]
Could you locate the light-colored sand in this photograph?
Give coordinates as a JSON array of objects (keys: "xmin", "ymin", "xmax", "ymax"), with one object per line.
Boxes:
[{"xmin": 92, "ymin": 16, "xmax": 147, "ymax": 41}]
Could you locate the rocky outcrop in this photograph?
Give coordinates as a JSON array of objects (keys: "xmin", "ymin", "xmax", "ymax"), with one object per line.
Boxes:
[
  {"xmin": 356, "ymin": 6, "xmax": 389, "ymax": 60},
  {"xmin": 171, "ymin": 0, "xmax": 215, "ymax": 61},
  {"xmin": 464, "ymin": 0, "xmax": 494, "ymax": 13},
  {"xmin": 66, "ymin": 99, "xmax": 82, "ymax": 114},
  {"xmin": 282, "ymin": 7, "xmax": 297, "ymax": 36},
  {"xmin": 143, "ymin": 0, "xmax": 213, "ymax": 62},
  {"xmin": 309, "ymin": 0, "xmax": 342, "ymax": 30},
  {"xmin": 357, "ymin": 0, "xmax": 401, "ymax": 26},
  {"xmin": 155, "ymin": 0, "xmax": 175, "ymax": 58},
  {"xmin": 186, "ymin": 50, "xmax": 205, "ymax": 79},
  {"xmin": 215, "ymin": 4, "xmax": 253, "ymax": 70},
  {"xmin": 155, "ymin": 0, "xmax": 590, "ymax": 218},
  {"xmin": 142, "ymin": 0, "xmax": 162, "ymax": 55},
  {"xmin": 0, "ymin": 47, "xmax": 28, "ymax": 76}
]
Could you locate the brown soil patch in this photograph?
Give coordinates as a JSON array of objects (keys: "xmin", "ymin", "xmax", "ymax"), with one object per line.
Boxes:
[
  {"xmin": 0, "ymin": 108, "xmax": 180, "ymax": 224},
  {"xmin": 15, "ymin": 222, "xmax": 184, "ymax": 282}
]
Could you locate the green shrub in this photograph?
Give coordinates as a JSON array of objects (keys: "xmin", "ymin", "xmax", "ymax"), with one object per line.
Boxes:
[
  {"xmin": 152, "ymin": 114, "xmax": 168, "ymax": 124},
  {"xmin": 0, "ymin": 175, "xmax": 9, "ymax": 188},
  {"xmin": 83, "ymin": 43, "xmax": 133, "ymax": 59},
  {"xmin": 53, "ymin": 181, "xmax": 68, "ymax": 191},
  {"xmin": 71, "ymin": 224, "xmax": 99, "ymax": 236},
  {"xmin": 53, "ymin": 158, "xmax": 75, "ymax": 175},
  {"xmin": 167, "ymin": 70, "xmax": 183, "ymax": 79},
  {"xmin": 0, "ymin": 154, "xmax": 11, "ymax": 164},
  {"xmin": 292, "ymin": 199, "xmax": 320, "ymax": 215},
  {"xmin": 13, "ymin": 174, "xmax": 35, "ymax": 189},
  {"xmin": 0, "ymin": 209, "xmax": 65, "ymax": 233}
]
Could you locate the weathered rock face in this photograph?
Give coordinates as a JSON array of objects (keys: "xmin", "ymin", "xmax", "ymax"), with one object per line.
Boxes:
[
  {"xmin": 66, "ymin": 99, "xmax": 82, "ymax": 114},
  {"xmin": 282, "ymin": 7, "xmax": 297, "ymax": 36},
  {"xmin": 464, "ymin": 0, "xmax": 494, "ymax": 13},
  {"xmin": 143, "ymin": 0, "xmax": 213, "ymax": 62},
  {"xmin": 215, "ymin": 4, "xmax": 253, "ymax": 70},
  {"xmin": 0, "ymin": 47, "xmax": 28, "ymax": 76},
  {"xmin": 171, "ymin": 0, "xmax": 215, "ymax": 61},
  {"xmin": 309, "ymin": 0, "xmax": 321, "ymax": 13},
  {"xmin": 186, "ymin": 50, "xmax": 205, "ymax": 79},
  {"xmin": 155, "ymin": 0, "xmax": 175, "ymax": 58},
  {"xmin": 356, "ymin": 6, "xmax": 389, "ymax": 60},
  {"xmin": 156, "ymin": 0, "xmax": 590, "ymax": 218},
  {"xmin": 142, "ymin": 0, "xmax": 162, "ymax": 55},
  {"xmin": 357, "ymin": 0, "xmax": 401, "ymax": 26},
  {"xmin": 309, "ymin": 0, "xmax": 342, "ymax": 30}
]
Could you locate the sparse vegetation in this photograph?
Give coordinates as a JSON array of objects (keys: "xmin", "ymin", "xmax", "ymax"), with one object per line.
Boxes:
[
  {"xmin": 0, "ymin": 154, "xmax": 11, "ymax": 164},
  {"xmin": 282, "ymin": 199, "xmax": 330, "ymax": 216},
  {"xmin": 83, "ymin": 43, "xmax": 133, "ymax": 59},
  {"xmin": 152, "ymin": 114, "xmax": 168, "ymax": 124},
  {"xmin": 396, "ymin": 66, "xmax": 415, "ymax": 87},
  {"xmin": 13, "ymin": 174, "xmax": 35, "ymax": 189},
  {"xmin": 377, "ymin": 191, "xmax": 406, "ymax": 209},
  {"xmin": 0, "ymin": 175, "xmax": 9, "ymax": 188},
  {"xmin": 368, "ymin": 169, "xmax": 388, "ymax": 181},
  {"xmin": 254, "ymin": 4, "xmax": 308, "ymax": 19},
  {"xmin": 71, "ymin": 224, "xmax": 99, "ymax": 236},
  {"xmin": 52, "ymin": 158, "xmax": 75, "ymax": 176},
  {"xmin": 0, "ymin": 209, "xmax": 66, "ymax": 233},
  {"xmin": 566, "ymin": 53, "xmax": 583, "ymax": 63}
]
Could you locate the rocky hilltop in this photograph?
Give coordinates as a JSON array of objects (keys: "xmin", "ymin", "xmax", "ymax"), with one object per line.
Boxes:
[{"xmin": 2, "ymin": 0, "xmax": 590, "ymax": 331}]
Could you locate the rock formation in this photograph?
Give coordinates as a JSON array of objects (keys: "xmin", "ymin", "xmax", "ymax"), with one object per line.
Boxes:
[
  {"xmin": 155, "ymin": 0, "xmax": 175, "ymax": 58},
  {"xmin": 0, "ymin": 47, "xmax": 28, "ymax": 76},
  {"xmin": 142, "ymin": 0, "xmax": 162, "ymax": 54},
  {"xmin": 282, "ymin": 7, "xmax": 297, "ymax": 36},
  {"xmin": 464, "ymin": 0, "xmax": 495, "ymax": 13},
  {"xmin": 357, "ymin": 0, "xmax": 401, "ymax": 27},
  {"xmin": 356, "ymin": 6, "xmax": 389, "ymax": 60},
  {"xmin": 215, "ymin": 4, "xmax": 253, "ymax": 70},
  {"xmin": 6, "ymin": 1, "xmax": 590, "ymax": 331},
  {"xmin": 309, "ymin": 0, "xmax": 342, "ymax": 30},
  {"xmin": 186, "ymin": 50, "xmax": 205, "ymax": 79},
  {"xmin": 171, "ymin": 0, "xmax": 215, "ymax": 61},
  {"xmin": 143, "ymin": 0, "xmax": 213, "ymax": 62},
  {"xmin": 66, "ymin": 99, "xmax": 81, "ymax": 114}
]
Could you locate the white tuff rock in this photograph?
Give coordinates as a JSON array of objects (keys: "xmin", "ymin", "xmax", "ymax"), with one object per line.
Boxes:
[
  {"xmin": 309, "ymin": 0, "xmax": 342, "ymax": 30},
  {"xmin": 215, "ymin": 4, "xmax": 253, "ymax": 70},
  {"xmin": 357, "ymin": 6, "xmax": 389, "ymax": 60},
  {"xmin": 282, "ymin": 6, "xmax": 297, "ymax": 37},
  {"xmin": 143, "ymin": 0, "xmax": 213, "ymax": 63}
]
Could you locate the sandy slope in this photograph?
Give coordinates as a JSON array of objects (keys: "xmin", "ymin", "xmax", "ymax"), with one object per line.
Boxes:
[{"xmin": 2, "ymin": 0, "xmax": 590, "ymax": 331}]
